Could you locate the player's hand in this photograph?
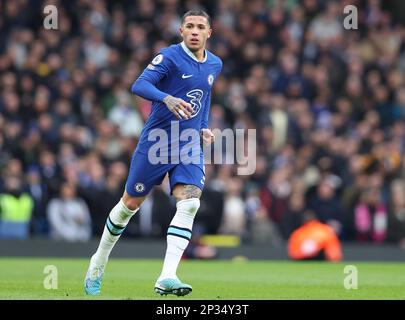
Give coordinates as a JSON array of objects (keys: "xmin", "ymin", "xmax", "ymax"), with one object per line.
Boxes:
[
  {"xmin": 201, "ymin": 128, "xmax": 215, "ymax": 146},
  {"xmin": 163, "ymin": 95, "xmax": 194, "ymax": 119}
]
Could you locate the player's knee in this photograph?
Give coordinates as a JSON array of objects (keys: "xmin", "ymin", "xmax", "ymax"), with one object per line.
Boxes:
[
  {"xmin": 176, "ymin": 198, "xmax": 200, "ymax": 218},
  {"xmin": 122, "ymin": 193, "xmax": 143, "ymax": 211}
]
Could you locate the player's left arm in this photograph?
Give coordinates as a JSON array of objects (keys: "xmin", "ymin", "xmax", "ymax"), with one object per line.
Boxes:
[
  {"xmin": 200, "ymin": 59, "xmax": 222, "ymax": 146},
  {"xmin": 200, "ymin": 92, "xmax": 215, "ymax": 146}
]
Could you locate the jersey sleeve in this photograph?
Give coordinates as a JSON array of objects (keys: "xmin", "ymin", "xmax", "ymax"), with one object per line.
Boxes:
[
  {"xmin": 131, "ymin": 51, "xmax": 174, "ymax": 102},
  {"xmin": 200, "ymin": 59, "xmax": 222, "ymax": 130},
  {"xmin": 200, "ymin": 92, "xmax": 211, "ymax": 130},
  {"xmin": 218, "ymin": 59, "xmax": 223, "ymax": 76}
]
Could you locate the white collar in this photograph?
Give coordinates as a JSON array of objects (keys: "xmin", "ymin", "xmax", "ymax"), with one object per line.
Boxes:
[{"xmin": 180, "ymin": 41, "xmax": 207, "ymax": 63}]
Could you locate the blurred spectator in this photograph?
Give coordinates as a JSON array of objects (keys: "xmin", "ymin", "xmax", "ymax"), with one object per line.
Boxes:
[
  {"xmin": 387, "ymin": 180, "xmax": 405, "ymax": 249},
  {"xmin": 38, "ymin": 149, "xmax": 61, "ymax": 199},
  {"xmin": 308, "ymin": 1, "xmax": 342, "ymax": 46},
  {"xmin": 195, "ymin": 185, "xmax": 225, "ymax": 236},
  {"xmin": 47, "ymin": 182, "xmax": 92, "ymax": 242},
  {"xmin": 248, "ymin": 187, "xmax": 283, "ymax": 246},
  {"xmin": 260, "ymin": 167, "xmax": 291, "ymax": 227},
  {"xmin": 353, "ymin": 185, "xmax": 387, "ymax": 243},
  {"xmin": 219, "ymin": 177, "xmax": 246, "ymax": 237},
  {"xmin": 108, "ymin": 90, "xmax": 144, "ymax": 138},
  {"xmin": 307, "ymin": 175, "xmax": 344, "ymax": 237},
  {"xmin": 280, "ymin": 191, "xmax": 305, "ymax": 239},
  {"xmin": 26, "ymin": 165, "xmax": 49, "ymax": 236},
  {"xmin": 81, "ymin": 174, "xmax": 122, "ymax": 236},
  {"xmin": 149, "ymin": 178, "xmax": 177, "ymax": 238},
  {"xmin": 83, "ymin": 30, "xmax": 111, "ymax": 69},
  {"xmin": 261, "ymin": 94, "xmax": 291, "ymax": 153},
  {"xmin": 0, "ymin": 175, "xmax": 34, "ymax": 239}
]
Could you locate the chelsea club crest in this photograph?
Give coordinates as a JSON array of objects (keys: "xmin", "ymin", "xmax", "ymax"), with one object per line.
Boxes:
[
  {"xmin": 134, "ymin": 183, "xmax": 145, "ymax": 193},
  {"xmin": 208, "ymin": 74, "xmax": 214, "ymax": 86}
]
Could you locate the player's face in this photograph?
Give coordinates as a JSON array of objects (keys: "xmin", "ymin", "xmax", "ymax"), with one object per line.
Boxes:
[{"xmin": 180, "ymin": 16, "xmax": 212, "ymax": 52}]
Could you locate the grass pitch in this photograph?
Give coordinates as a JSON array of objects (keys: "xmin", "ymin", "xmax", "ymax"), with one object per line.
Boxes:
[{"xmin": 0, "ymin": 258, "xmax": 404, "ymax": 299}]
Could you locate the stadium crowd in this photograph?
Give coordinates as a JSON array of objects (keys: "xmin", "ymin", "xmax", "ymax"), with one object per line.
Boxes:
[{"xmin": 1, "ymin": 0, "xmax": 405, "ymax": 249}]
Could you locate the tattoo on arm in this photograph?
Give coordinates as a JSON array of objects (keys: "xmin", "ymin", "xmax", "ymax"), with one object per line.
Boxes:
[{"xmin": 179, "ymin": 185, "xmax": 202, "ymax": 199}]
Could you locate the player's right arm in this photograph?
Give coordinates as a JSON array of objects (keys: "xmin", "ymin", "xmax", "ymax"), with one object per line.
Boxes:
[{"xmin": 131, "ymin": 53, "xmax": 193, "ymax": 119}]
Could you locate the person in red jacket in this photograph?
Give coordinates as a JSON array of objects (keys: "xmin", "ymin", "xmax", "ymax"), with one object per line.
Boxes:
[{"xmin": 288, "ymin": 210, "xmax": 343, "ymax": 261}]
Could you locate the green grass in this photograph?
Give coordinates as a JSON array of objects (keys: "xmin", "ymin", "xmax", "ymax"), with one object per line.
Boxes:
[{"xmin": 0, "ymin": 258, "xmax": 404, "ymax": 299}]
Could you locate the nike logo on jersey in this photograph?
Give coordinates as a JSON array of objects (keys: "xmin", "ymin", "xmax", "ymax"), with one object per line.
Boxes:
[{"xmin": 182, "ymin": 74, "xmax": 193, "ymax": 79}]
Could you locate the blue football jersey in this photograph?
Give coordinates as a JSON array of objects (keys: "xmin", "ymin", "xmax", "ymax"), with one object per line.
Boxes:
[{"xmin": 133, "ymin": 42, "xmax": 222, "ymax": 162}]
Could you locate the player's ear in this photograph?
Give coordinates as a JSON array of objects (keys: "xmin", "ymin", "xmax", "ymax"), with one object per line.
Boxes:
[{"xmin": 207, "ymin": 28, "xmax": 212, "ymax": 38}]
